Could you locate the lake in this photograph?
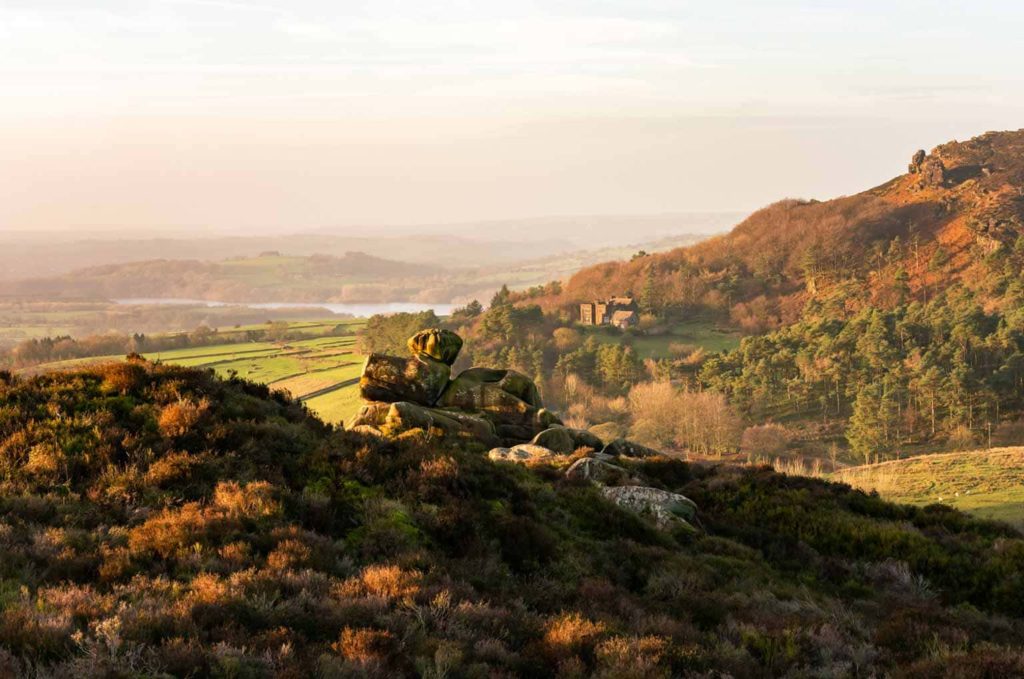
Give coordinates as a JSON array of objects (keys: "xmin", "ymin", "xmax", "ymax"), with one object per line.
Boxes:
[{"xmin": 114, "ymin": 298, "xmax": 457, "ymax": 317}]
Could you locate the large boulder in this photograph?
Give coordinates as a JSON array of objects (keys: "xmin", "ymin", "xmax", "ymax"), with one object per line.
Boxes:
[
  {"xmin": 601, "ymin": 486, "xmax": 698, "ymax": 529},
  {"xmin": 359, "ymin": 353, "xmax": 451, "ymax": 406},
  {"xmin": 531, "ymin": 425, "xmax": 603, "ymax": 454},
  {"xmin": 407, "ymin": 328, "xmax": 463, "ymax": 366},
  {"xmin": 564, "ymin": 457, "xmax": 632, "ymax": 484},
  {"xmin": 601, "ymin": 438, "xmax": 661, "ymax": 459},
  {"xmin": 385, "ymin": 401, "xmax": 497, "ymax": 445},
  {"xmin": 346, "ymin": 401, "xmax": 391, "ymax": 429},
  {"xmin": 438, "ymin": 367, "xmax": 541, "ymax": 427},
  {"xmin": 487, "ymin": 444, "xmax": 557, "ymax": 463},
  {"xmin": 347, "ymin": 400, "xmax": 497, "ymax": 445}
]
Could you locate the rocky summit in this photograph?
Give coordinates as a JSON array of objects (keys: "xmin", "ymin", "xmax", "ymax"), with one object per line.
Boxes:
[{"xmin": 347, "ymin": 328, "xmax": 699, "ymax": 529}]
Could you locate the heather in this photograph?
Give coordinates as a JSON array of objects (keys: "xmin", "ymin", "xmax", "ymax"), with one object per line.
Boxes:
[{"xmin": 0, "ymin": 361, "xmax": 1023, "ymax": 676}]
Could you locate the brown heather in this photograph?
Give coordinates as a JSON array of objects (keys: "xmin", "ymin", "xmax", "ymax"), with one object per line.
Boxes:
[{"xmin": 0, "ymin": 359, "xmax": 1022, "ymax": 676}]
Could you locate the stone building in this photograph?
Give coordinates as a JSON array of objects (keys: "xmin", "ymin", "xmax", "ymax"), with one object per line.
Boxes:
[{"xmin": 579, "ymin": 296, "xmax": 638, "ymax": 328}]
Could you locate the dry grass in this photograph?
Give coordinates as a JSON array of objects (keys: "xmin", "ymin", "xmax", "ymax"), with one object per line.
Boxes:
[{"xmin": 829, "ymin": 447, "xmax": 1024, "ymax": 528}]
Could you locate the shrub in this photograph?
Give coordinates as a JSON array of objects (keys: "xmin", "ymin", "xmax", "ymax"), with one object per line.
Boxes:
[
  {"xmin": 740, "ymin": 423, "xmax": 793, "ymax": 459},
  {"xmin": 158, "ymin": 399, "xmax": 210, "ymax": 438}
]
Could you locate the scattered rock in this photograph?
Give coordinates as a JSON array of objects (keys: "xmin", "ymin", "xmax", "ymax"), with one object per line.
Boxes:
[
  {"xmin": 531, "ymin": 425, "xmax": 603, "ymax": 454},
  {"xmin": 359, "ymin": 353, "xmax": 451, "ymax": 406},
  {"xmin": 601, "ymin": 485, "xmax": 698, "ymax": 529},
  {"xmin": 488, "ymin": 444, "xmax": 557, "ymax": 463},
  {"xmin": 407, "ymin": 328, "xmax": 464, "ymax": 366},
  {"xmin": 564, "ymin": 457, "xmax": 631, "ymax": 484},
  {"xmin": 601, "ymin": 438, "xmax": 660, "ymax": 459}
]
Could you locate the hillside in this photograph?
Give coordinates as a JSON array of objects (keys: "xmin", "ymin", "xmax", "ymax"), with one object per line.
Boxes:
[
  {"xmin": 6, "ymin": 252, "xmax": 443, "ymax": 304},
  {"xmin": 541, "ymin": 129, "xmax": 1024, "ymax": 326},
  {"xmin": 487, "ymin": 129, "xmax": 1024, "ymax": 460},
  {"xmin": 1, "ymin": 362, "xmax": 1024, "ymax": 675},
  {"xmin": 830, "ymin": 448, "xmax": 1024, "ymax": 528}
]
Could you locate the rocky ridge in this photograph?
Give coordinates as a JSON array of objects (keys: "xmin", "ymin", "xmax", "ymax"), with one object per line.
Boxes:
[{"xmin": 347, "ymin": 328, "xmax": 699, "ymax": 530}]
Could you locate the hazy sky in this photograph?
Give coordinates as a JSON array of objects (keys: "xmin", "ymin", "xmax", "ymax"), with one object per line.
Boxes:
[{"xmin": 2, "ymin": 1, "xmax": 1023, "ymax": 233}]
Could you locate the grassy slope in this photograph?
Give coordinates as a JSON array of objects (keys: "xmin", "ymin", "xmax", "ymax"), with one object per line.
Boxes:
[
  {"xmin": 581, "ymin": 320, "xmax": 741, "ymax": 359},
  {"xmin": 830, "ymin": 448, "xmax": 1024, "ymax": 528}
]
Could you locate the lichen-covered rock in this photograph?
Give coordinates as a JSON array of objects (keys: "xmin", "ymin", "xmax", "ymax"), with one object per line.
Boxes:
[
  {"xmin": 601, "ymin": 486, "xmax": 698, "ymax": 529},
  {"xmin": 601, "ymin": 438, "xmax": 661, "ymax": 459},
  {"xmin": 531, "ymin": 425, "xmax": 603, "ymax": 454},
  {"xmin": 487, "ymin": 444, "xmax": 557, "ymax": 463},
  {"xmin": 346, "ymin": 401, "xmax": 391, "ymax": 430},
  {"xmin": 359, "ymin": 353, "xmax": 450, "ymax": 406},
  {"xmin": 564, "ymin": 457, "xmax": 631, "ymax": 484},
  {"xmin": 352, "ymin": 330, "xmax": 560, "ymax": 447},
  {"xmin": 438, "ymin": 367, "xmax": 540, "ymax": 426},
  {"xmin": 407, "ymin": 328, "xmax": 464, "ymax": 366},
  {"xmin": 385, "ymin": 401, "xmax": 497, "ymax": 445}
]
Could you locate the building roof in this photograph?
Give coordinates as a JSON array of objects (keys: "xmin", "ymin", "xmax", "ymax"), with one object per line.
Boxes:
[{"xmin": 611, "ymin": 309, "xmax": 637, "ymax": 323}]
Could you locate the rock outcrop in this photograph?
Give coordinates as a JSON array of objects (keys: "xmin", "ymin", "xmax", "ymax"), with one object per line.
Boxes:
[
  {"xmin": 359, "ymin": 353, "xmax": 451, "ymax": 406},
  {"xmin": 347, "ymin": 328, "xmax": 700, "ymax": 531},
  {"xmin": 908, "ymin": 149, "xmax": 946, "ymax": 188},
  {"xmin": 407, "ymin": 328, "xmax": 463, "ymax": 366},
  {"xmin": 348, "ymin": 328, "xmax": 562, "ymax": 446}
]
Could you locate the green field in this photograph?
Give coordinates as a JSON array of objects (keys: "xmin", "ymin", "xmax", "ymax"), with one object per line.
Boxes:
[
  {"xmin": 144, "ymin": 334, "xmax": 365, "ymax": 424},
  {"xmin": 582, "ymin": 320, "xmax": 741, "ymax": 359},
  {"xmin": 830, "ymin": 448, "xmax": 1024, "ymax": 529},
  {"xmin": 22, "ymin": 320, "xmax": 368, "ymax": 425}
]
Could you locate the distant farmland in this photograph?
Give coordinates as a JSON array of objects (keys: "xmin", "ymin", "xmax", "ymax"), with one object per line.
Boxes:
[{"xmin": 25, "ymin": 320, "xmax": 367, "ymax": 425}]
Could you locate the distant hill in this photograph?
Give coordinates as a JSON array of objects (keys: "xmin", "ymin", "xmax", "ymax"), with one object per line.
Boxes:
[
  {"xmin": 540, "ymin": 129, "xmax": 1024, "ymax": 325},
  {"xmin": 5, "ymin": 233, "xmax": 711, "ymax": 305},
  {"xmin": 0, "ymin": 212, "xmax": 741, "ymax": 281}
]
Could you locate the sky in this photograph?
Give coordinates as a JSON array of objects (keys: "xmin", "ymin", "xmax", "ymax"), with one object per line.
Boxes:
[{"xmin": 2, "ymin": 0, "xmax": 1024, "ymax": 234}]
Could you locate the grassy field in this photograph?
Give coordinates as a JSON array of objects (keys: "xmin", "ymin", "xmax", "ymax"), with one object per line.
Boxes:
[
  {"xmin": 143, "ymin": 333, "xmax": 365, "ymax": 424},
  {"xmin": 828, "ymin": 448, "xmax": 1024, "ymax": 529},
  {"xmin": 21, "ymin": 320, "xmax": 368, "ymax": 425},
  {"xmin": 582, "ymin": 320, "xmax": 741, "ymax": 359}
]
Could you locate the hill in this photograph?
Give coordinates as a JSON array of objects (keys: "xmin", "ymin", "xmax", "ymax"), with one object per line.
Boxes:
[
  {"xmin": 492, "ymin": 129, "xmax": 1024, "ymax": 460},
  {"xmin": 830, "ymin": 448, "xmax": 1024, "ymax": 528},
  {"xmin": 1, "ymin": 362, "xmax": 1023, "ymax": 675},
  {"xmin": 6, "ymin": 252, "xmax": 444, "ymax": 304},
  {"xmin": 539, "ymin": 129, "xmax": 1024, "ymax": 326},
  {"xmin": 4, "ymin": 233, "xmax": 711, "ymax": 308}
]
